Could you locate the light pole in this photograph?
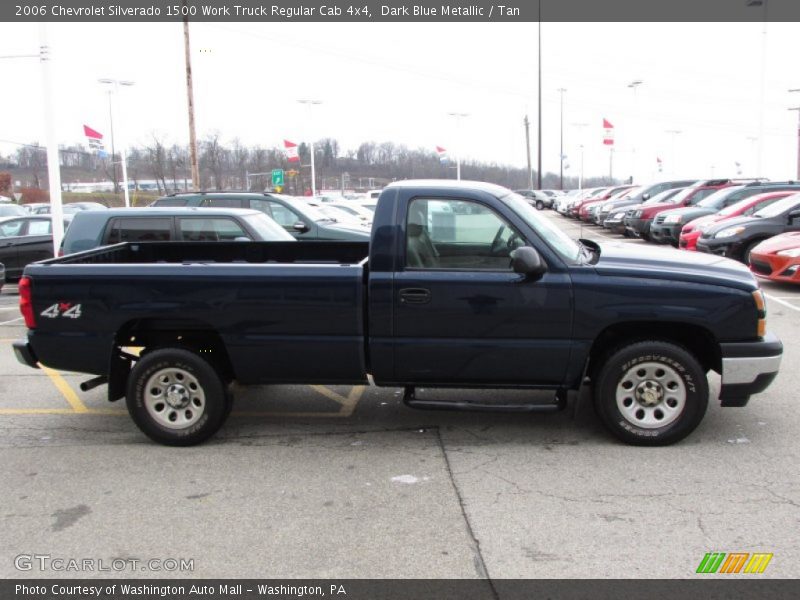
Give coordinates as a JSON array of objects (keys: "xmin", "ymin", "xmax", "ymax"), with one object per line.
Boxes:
[
  {"xmin": 627, "ymin": 79, "xmax": 643, "ymax": 183},
  {"xmin": 536, "ymin": 16, "xmax": 542, "ymax": 189},
  {"xmin": 572, "ymin": 122, "xmax": 588, "ymax": 190},
  {"xmin": 298, "ymin": 99, "xmax": 322, "ymax": 196},
  {"xmin": 98, "ymin": 78, "xmax": 134, "ymax": 207},
  {"xmin": 557, "ymin": 88, "xmax": 567, "ymax": 190},
  {"xmin": 665, "ymin": 129, "xmax": 682, "ymax": 177},
  {"xmin": 447, "ymin": 111, "xmax": 469, "ymax": 180},
  {"xmin": 790, "ymin": 89, "xmax": 800, "ymax": 180}
]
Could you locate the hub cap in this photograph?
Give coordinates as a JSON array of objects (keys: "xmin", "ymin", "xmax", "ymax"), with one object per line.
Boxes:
[
  {"xmin": 144, "ymin": 367, "xmax": 205, "ymax": 429},
  {"xmin": 615, "ymin": 362, "xmax": 686, "ymax": 429}
]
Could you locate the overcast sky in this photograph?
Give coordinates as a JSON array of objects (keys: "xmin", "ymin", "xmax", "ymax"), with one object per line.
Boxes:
[{"xmin": 1, "ymin": 21, "xmax": 799, "ymax": 183}]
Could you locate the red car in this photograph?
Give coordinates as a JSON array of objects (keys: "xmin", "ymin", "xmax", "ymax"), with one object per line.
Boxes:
[
  {"xmin": 749, "ymin": 232, "xmax": 800, "ymax": 284},
  {"xmin": 679, "ymin": 191, "xmax": 794, "ymax": 251},
  {"xmin": 571, "ymin": 185, "xmax": 633, "ymax": 219}
]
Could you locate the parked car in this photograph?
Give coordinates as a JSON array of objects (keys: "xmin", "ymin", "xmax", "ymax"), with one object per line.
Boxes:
[
  {"xmin": 63, "ymin": 202, "xmax": 108, "ymax": 213},
  {"xmin": 0, "ymin": 215, "xmax": 73, "ymax": 281},
  {"xmin": 697, "ymin": 193, "xmax": 800, "ymax": 263},
  {"xmin": 577, "ymin": 185, "xmax": 635, "ymax": 222},
  {"xmin": 15, "ymin": 181, "xmax": 782, "ymax": 447},
  {"xmin": 680, "ymin": 191, "xmax": 794, "ymax": 251},
  {"xmin": 326, "ymin": 201, "xmax": 374, "ymax": 225},
  {"xmin": 603, "ymin": 188, "xmax": 685, "ymax": 236},
  {"xmin": 624, "ymin": 179, "xmax": 749, "ymax": 241},
  {"xmin": 590, "ymin": 187, "xmax": 641, "ymax": 225},
  {"xmin": 596, "ymin": 180, "xmax": 698, "ymax": 227},
  {"xmin": 151, "ymin": 192, "xmax": 370, "ymax": 241},
  {"xmin": 0, "ymin": 262, "xmax": 5, "ymax": 292},
  {"xmin": 651, "ymin": 181, "xmax": 800, "ymax": 246},
  {"xmin": 61, "ymin": 207, "xmax": 293, "ymax": 255},
  {"xmin": 749, "ymin": 232, "xmax": 800, "ymax": 284},
  {"xmin": 515, "ymin": 189, "xmax": 553, "ymax": 210},
  {"xmin": 0, "ymin": 204, "xmax": 27, "ymax": 217},
  {"xmin": 307, "ymin": 202, "xmax": 370, "ymax": 229},
  {"xmin": 23, "ymin": 203, "xmax": 51, "ymax": 215}
]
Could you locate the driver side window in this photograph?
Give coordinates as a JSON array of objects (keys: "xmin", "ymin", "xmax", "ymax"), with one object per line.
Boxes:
[{"xmin": 405, "ymin": 198, "xmax": 525, "ymax": 270}]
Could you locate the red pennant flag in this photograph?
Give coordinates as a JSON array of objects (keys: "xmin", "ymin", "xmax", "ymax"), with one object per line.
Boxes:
[
  {"xmin": 602, "ymin": 118, "xmax": 615, "ymax": 146},
  {"xmin": 84, "ymin": 125, "xmax": 103, "ymax": 139},
  {"xmin": 284, "ymin": 139, "xmax": 299, "ymax": 163},
  {"xmin": 602, "ymin": 118, "xmax": 614, "ymax": 129}
]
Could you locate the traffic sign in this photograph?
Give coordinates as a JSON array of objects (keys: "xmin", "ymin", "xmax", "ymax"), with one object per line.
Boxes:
[{"xmin": 272, "ymin": 169, "xmax": 285, "ymax": 187}]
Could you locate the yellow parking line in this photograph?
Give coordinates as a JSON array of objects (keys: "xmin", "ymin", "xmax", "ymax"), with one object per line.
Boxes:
[
  {"xmin": 232, "ymin": 385, "xmax": 366, "ymax": 418},
  {"xmin": 40, "ymin": 365, "xmax": 90, "ymax": 413},
  {"xmin": 0, "ymin": 408, "xmax": 79, "ymax": 415}
]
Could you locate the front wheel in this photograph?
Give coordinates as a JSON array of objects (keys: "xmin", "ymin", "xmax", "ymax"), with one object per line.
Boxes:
[
  {"xmin": 126, "ymin": 348, "xmax": 230, "ymax": 446},
  {"xmin": 536, "ymin": 200, "xmax": 545, "ymax": 210},
  {"xmin": 594, "ymin": 341, "xmax": 708, "ymax": 446}
]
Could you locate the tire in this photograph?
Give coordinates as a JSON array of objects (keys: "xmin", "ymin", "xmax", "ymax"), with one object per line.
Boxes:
[
  {"xmin": 536, "ymin": 200, "xmax": 545, "ymax": 210},
  {"xmin": 594, "ymin": 341, "xmax": 708, "ymax": 446},
  {"xmin": 741, "ymin": 239, "xmax": 763, "ymax": 265},
  {"xmin": 126, "ymin": 348, "xmax": 230, "ymax": 446}
]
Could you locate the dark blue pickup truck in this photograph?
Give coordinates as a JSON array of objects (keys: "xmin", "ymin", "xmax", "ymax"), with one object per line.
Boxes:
[{"xmin": 13, "ymin": 181, "xmax": 782, "ymax": 446}]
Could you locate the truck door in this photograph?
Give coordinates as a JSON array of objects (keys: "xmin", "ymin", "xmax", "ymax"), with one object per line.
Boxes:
[{"xmin": 392, "ymin": 197, "xmax": 573, "ymax": 385}]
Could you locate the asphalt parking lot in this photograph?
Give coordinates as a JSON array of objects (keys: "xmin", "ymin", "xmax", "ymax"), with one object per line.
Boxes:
[{"xmin": 2, "ymin": 213, "xmax": 800, "ymax": 580}]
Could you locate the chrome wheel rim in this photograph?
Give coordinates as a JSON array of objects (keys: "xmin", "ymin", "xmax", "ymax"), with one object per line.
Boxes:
[
  {"xmin": 144, "ymin": 367, "xmax": 205, "ymax": 430},
  {"xmin": 615, "ymin": 362, "xmax": 686, "ymax": 429}
]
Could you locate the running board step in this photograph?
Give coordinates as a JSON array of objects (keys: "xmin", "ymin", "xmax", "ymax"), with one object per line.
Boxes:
[{"xmin": 402, "ymin": 386, "xmax": 567, "ymax": 413}]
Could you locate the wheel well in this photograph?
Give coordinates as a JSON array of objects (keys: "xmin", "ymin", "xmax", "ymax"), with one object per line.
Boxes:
[
  {"xmin": 114, "ymin": 319, "xmax": 235, "ymax": 382},
  {"xmin": 586, "ymin": 322, "xmax": 721, "ymax": 379}
]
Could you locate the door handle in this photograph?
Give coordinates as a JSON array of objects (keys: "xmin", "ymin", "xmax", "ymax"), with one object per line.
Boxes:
[{"xmin": 399, "ymin": 288, "xmax": 431, "ymax": 304}]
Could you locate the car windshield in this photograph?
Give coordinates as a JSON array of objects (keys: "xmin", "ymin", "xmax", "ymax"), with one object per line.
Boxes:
[
  {"xmin": 243, "ymin": 213, "xmax": 295, "ymax": 241},
  {"xmin": 753, "ymin": 194, "xmax": 800, "ymax": 218},
  {"xmin": 643, "ymin": 188, "xmax": 683, "ymax": 205},
  {"xmin": 696, "ymin": 186, "xmax": 744, "ymax": 209},
  {"xmin": 504, "ymin": 192, "xmax": 582, "ymax": 262},
  {"xmin": 658, "ymin": 187, "xmax": 695, "ymax": 205}
]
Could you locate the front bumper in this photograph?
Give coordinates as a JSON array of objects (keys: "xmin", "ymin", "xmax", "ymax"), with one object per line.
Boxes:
[
  {"xmin": 696, "ymin": 238, "xmax": 744, "ymax": 258},
  {"xmin": 624, "ymin": 217, "xmax": 652, "ymax": 238},
  {"xmin": 13, "ymin": 340, "xmax": 39, "ymax": 369},
  {"xmin": 719, "ymin": 332, "xmax": 782, "ymax": 406},
  {"xmin": 649, "ymin": 222, "xmax": 682, "ymax": 245}
]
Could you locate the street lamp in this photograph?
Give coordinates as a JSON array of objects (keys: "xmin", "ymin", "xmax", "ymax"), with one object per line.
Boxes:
[
  {"xmin": 98, "ymin": 78, "xmax": 135, "ymax": 207},
  {"xmin": 572, "ymin": 122, "xmax": 588, "ymax": 190},
  {"xmin": 557, "ymin": 88, "xmax": 567, "ymax": 190},
  {"xmin": 298, "ymin": 99, "xmax": 322, "ymax": 196},
  {"xmin": 665, "ymin": 129, "xmax": 682, "ymax": 177},
  {"xmin": 627, "ymin": 79, "xmax": 643, "ymax": 183},
  {"xmin": 447, "ymin": 112, "xmax": 469, "ymax": 180}
]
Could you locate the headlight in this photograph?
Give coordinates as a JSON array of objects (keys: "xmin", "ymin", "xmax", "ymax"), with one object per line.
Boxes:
[
  {"xmin": 715, "ymin": 226, "xmax": 745, "ymax": 239},
  {"xmin": 664, "ymin": 214, "xmax": 682, "ymax": 224},
  {"xmin": 777, "ymin": 247, "xmax": 800, "ymax": 258},
  {"xmin": 631, "ymin": 210, "xmax": 642, "ymax": 218},
  {"xmin": 614, "ymin": 212, "xmax": 625, "ymax": 219}
]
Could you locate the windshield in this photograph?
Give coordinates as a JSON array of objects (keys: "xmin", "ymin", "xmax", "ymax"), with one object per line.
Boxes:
[
  {"xmin": 753, "ymin": 194, "xmax": 800, "ymax": 218},
  {"xmin": 657, "ymin": 186, "xmax": 695, "ymax": 205},
  {"xmin": 243, "ymin": 213, "xmax": 295, "ymax": 241},
  {"xmin": 643, "ymin": 188, "xmax": 684, "ymax": 205},
  {"xmin": 504, "ymin": 193, "xmax": 582, "ymax": 262},
  {"xmin": 696, "ymin": 186, "xmax": 744, "ymax": 209}
]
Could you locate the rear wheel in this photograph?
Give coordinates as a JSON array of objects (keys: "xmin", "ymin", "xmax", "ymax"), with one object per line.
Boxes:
[
  {"xmin": 536, "ymin": 200, "xmax": 545, "ymax": 210},
  {"xmin": 594, "ymin": 341, "xmax": 708, "ymax": 446},
  {"xmin": 126, "ymin": 348, "xmax": 230, "ymax": 446}
]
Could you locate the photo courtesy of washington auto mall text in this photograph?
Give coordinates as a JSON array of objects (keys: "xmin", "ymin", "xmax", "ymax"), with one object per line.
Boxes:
[{"xmin": 1, "ymin": 0, "xmax": 800, "ymax": 599}]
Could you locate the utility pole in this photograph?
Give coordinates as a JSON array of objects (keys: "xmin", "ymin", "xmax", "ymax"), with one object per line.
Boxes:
[
  {"xmin": 536, "ymin": 16, "xmax": 542, "ymax": 190},
  {"xmin": 299, "ymin": 99, "xmax": 322, "ymax": 195},
  {"xmin": 609, "ymin": 147, "xmax": 614, "ymax": 183},
  {"xmin": 98, "ymin": 78, "xmax": 134, "ymax": 207},
  {"xmin": 557, "ymin": 88, "xmax": 567, "ymax": 190},
  {"xmin": 627, "ymin": 79, "xmax": 643, "ymax": 184},
  {"xmin": 571, "ymin": 122, "xmax": 588, "ymax": 190},
  {"xmin": 524, "ymin": 115, "xmax": 533, "ymax": 189},
  {"xmin": 790, "ymin": 89, "xmax": 800, "ymax": 180},
  {"xmin": 39, "ymin": 24, "xmax": 65, "ymax": 255},
  {"xmin": 105, "ymin": 90, "xmax": 118, "ymax": 193},
  {"xmin": 183, "ymin": 7, "xmax": 200, "ymax": 191}
]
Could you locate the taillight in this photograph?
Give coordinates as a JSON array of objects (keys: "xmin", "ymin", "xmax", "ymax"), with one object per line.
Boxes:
[
  {"xmin": 752, "ymin": 289, "xmax": 766, "ymax": 337},
  {"xmin": 19, "ymin": 276, "xmax": 36, "ymax": 329}
]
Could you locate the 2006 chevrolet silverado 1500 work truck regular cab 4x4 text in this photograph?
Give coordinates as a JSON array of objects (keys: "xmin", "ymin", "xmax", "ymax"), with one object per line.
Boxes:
[{"xmin": 12, "ymin": 181, "xmax": 783, "ymax": 446}]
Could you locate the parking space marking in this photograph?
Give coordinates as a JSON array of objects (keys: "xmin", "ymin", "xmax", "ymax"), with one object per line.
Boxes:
[
  {"xmin": 231, "ymin": 384, "xmax": 365, "ymax": 418},
  {"xmin": 765, "ymin": 294, "xmax": 800, "ymax": 312},
  {"xmin": 0, "ymin": 317, "xmax": 22, "ymax": 325},
  {"xmin": 41, "ymin": 365, "xmax": 90, "ymax": 413}
]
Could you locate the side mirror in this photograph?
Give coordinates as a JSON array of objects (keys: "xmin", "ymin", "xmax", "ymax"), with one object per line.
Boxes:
[
  {"xmin": 788, "ymin": 209, "xmax": 800, "ymax": 223},
  {"xmin": 293, "ymin": 221, "xmax": 310, "ymax": 233},
  {"xmin": 642, "ymin": 193, "xmax": 650, "ymax": 200},
  {"xmin": 510, "ymin": 246, "xmax": 547, "ymax": 278}
]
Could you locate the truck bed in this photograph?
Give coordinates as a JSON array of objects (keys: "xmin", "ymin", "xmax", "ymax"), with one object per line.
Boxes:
[{"xmin": 24, "ymin": 241, "xmax": 371, "ymax": 384}]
